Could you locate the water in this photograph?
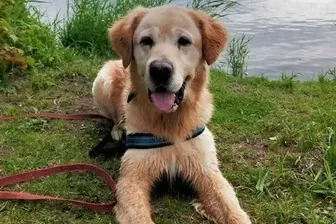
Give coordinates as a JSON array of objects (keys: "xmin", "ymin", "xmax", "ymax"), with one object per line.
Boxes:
[{"xmin": 30, "ymin": 0, "xmax": 336, "ymax": 80}]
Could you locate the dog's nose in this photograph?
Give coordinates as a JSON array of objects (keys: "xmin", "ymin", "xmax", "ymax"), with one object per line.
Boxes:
[{"xmin": 149, "ymin": 60, "xmax": 173, "ymax": 85}]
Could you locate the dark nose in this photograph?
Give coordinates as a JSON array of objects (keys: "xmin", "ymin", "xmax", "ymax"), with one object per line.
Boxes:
[{"xmin": 149, "ymin": 60, "xmax": 173, "ymax": 85}]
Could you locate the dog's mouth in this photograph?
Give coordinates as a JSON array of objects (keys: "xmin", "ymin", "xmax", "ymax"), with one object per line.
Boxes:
[{"xmin": 148, "ymin": 82, "xmax": 186, "ymax": 113}]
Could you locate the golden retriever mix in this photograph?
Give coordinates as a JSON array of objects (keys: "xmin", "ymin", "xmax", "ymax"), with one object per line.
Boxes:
[{"xmin": 92, "ymin": 5, "xmax": 251, "ymax": 224}]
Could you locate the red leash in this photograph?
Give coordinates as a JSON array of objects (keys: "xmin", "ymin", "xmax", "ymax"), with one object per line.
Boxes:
[
  {"xmin": 0, "ymin": 164, "xmax": 117, "ymax": 213},
  {"xmin": 0, "ymin": 113, "xmax": 117, "ymax": 213},
  {"xmin": 0, "ymin": 112, "xmax": 107, "ymax": 121}
]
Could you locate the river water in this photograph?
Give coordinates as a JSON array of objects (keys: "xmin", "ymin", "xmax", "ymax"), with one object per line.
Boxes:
[{"xmin": 31, "ymin": 0, "xmax": 336, "ymax": 80}]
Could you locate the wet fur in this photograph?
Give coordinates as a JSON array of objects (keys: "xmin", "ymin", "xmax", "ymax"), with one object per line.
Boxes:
[{"xmin": 92, "ymin": 5, "xmax": 251, "ymax": 224}]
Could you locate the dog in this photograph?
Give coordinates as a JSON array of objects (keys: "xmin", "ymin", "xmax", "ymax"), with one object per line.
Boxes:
[{"xmin": 92, "ymin": 5, "xmax": 251, "ymax": 224}]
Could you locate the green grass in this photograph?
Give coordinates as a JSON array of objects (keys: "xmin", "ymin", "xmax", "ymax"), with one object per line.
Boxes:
[
  {"xmin": 188, "ymin": 0, "xmax": 237, "ymax": 18},
  {"xmin": 1, "ymin": 63, "xmax": 336, "ymax": 223},
  {"xmin": 225, "ymin": 34, "xmax": 251, "ymax": 78},
  {"xmin": 1, "ymin": 0, "xmax": 336, "ymax": 223}
]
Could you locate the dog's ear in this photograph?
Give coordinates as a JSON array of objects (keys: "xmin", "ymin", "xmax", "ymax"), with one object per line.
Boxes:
[
  {"xmin": 108, "ymin": 7, "xmax": 148, "ymax": 68},
  {"xmin": 189, "ymin": 11, "xmax": 228, "ymax": 65}
]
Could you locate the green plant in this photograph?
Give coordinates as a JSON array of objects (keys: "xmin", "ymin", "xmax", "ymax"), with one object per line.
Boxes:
[
  {"xmin": 317, "ymin": 68, "xmax": 336, "ymax": 83},
  {"xmin": 256, "ymin": 170, "xmax": 269, "ymax": 194},
  {"xmin": 226, "ymin": 34, "xmax": 251, "ymax": 78},
  {"xmin": 269, "ymin": 124, "xmax": 298, "ymax": 149},
  {"xmin": 327, "ymin": 67, "xmax": 336, "ymax": 81},
  {"xmin": 317, "ymin": 71, "xmax": 330, "ymax": 83},
  {"xmin": 59, "ymin": 0, "xmax": 171, "ymax": 57},
  {"xmin": 188, "ymin": 0, "xmax": 237, "ymax": 18},
  {"xmin": 325, "ymin": 127, "xmax": 336, "ymax": 173},
  {"xmin": 311, "ymin": 127, "xmax": 336, "ymax": 197},
  {"xmin": 0, "ymin": 0, "xmax": 65, "ymax": 86},
  {"xmin": 280, "ymin": 72, "xmax": 299, "ymax": 92},
  {"xmin": 298, "ymin": 122, "xmax": 320, "ymax": 152}
]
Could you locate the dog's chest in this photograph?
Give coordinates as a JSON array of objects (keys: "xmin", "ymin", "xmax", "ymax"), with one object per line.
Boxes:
[
  {"xmin": 164, "ymin": 163, "xmax": 182, "ymax": 178},
  {"xmin": 152, "ymin": 163, "xmax": 196, "ymax": 197}
]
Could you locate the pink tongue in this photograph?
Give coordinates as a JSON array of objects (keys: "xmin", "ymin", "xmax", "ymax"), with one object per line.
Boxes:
[{"xmin": 150, "ymin": 92, "xmax": 175, "ymax": 112}]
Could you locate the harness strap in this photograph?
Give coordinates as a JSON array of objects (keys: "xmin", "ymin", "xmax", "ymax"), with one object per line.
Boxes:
[
  {"xmin": 0, "ymin": 164, "xmax": 116, "ymax": 213},
  {"xmin": 126, "ymin": 126, "xmax": 206, "ymax": 149}
]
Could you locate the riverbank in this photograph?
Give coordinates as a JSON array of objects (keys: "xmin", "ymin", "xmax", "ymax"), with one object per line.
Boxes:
[
  {"xmin": 30, "ymin": 0, "xmax": 336, "ymax": 79},
  {"xmin": 1, "ymin": 1, "xmax": 335, "ymax": 223}
]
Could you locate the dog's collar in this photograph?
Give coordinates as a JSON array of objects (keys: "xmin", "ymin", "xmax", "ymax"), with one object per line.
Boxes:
[{"xmin": 126, "ymin": 126, "xmax": 206, "ymax": 149}]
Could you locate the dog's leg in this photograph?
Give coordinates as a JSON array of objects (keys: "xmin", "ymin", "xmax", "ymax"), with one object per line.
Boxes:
[
  {"xmin": 185, "ymin": 130, "xmax": 251, "ymax": 224},
  {"xmin": 114, "ymin": 177, "xmax": 154, "ymax": 224},
  {"xmin": 192, "ymin": 170, "xmax": 251, "ymax": 224},
  {"xmin": 114, "ymin": 151, "xmax": 161, "ymax": 224}
]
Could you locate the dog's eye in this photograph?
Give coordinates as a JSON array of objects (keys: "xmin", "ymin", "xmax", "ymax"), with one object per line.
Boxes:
[
  {"xmin": 140, "ymin": 36, "xmax": 154, "ymax": 46},
  {"xmin": 178, "ymin": 36, "xmax": 192, "ymax": 47}
]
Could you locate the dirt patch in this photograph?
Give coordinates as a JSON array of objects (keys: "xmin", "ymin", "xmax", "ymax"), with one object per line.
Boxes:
[
  {"xmin": 72, "ymin": 96, "xmax": 96, "ymax": 113},
  {"xmin": 229, "ymin": 83, "xmax": 249, "ymax": 93},
  {"xmin": 242, "ymin": 139, "xmax": 270, "ymax": 150},
  {"xmin": 54, "ymin": 95, "xmax": 96, "ymax": 114},
  {"xmin": 235, "ymin": 139, "xmax": 270, "ymax": 164},
  {"xmin": 58, "ymin": 78, "xmax": 97, "ymax": 114},
  {"xmin": 0, "ymin": 147, "xmax": 12, "ymax": 157}
]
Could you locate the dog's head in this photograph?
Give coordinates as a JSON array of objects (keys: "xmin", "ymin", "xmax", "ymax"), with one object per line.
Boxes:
[{"xmin": 109, "ymin": 6, "xmax": 228, "ymax": 113}]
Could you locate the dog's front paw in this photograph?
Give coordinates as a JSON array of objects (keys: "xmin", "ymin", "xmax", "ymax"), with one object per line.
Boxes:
[
  {"xmin": 192, "ymin": 200, "xmax": 216, "ymax": 223},
  {"xmin": 192, "ymin": 199, "xmax": 251, "ymax": 224},
  {"xmin": 227, "ymin": 210, "xmax": 251, "ymax": 224}
]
